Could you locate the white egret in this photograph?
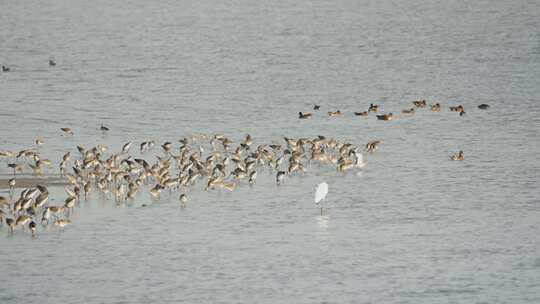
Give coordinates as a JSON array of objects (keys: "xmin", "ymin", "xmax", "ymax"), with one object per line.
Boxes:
[{"xmin": 315, "ymin": 182, "xmax": 328, "ymax": 215}]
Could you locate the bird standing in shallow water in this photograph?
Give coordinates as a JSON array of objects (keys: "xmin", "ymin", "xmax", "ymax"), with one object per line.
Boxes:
[
  {"xmin": 249, "ymin": 171, "xmax": 257, "ymax": 185},
  {"xmin": 55, "ymin": 219, "xmax": 71, "ymax": 232},
  {"xmin": 315, "ymin": 182, "xmax": 329, "ymax": 216},
  {"xmin": 179, "ymin": 194, "xmax": 187, "ymax": 208},
  {"xmin": 8, "ymin": 178, "xmax": 16, "ymax": 195},
  {"xmin": 276, "ymin": 171, "xmax": 286, "ymax": 185},
  {"xmin": 6, "ymin": 218, "xmax": 15, "ymax": 234},
  {"xmin": 29, "ymin": 221, "xmax": 37, "ymax": 238},
  {"xmin": 61, "ymin": 128, "xmax": 73, "ymax": 136}
]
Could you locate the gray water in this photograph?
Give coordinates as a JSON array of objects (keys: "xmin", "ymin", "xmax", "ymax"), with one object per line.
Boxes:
[{"xmin": 1, "ymin": 0, "xmax": 540, "ymax": 303}]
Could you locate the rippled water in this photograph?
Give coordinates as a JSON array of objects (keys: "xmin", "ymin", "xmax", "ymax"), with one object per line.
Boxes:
[{"xmin": 1, "ymin": 0, "xmax": 540, "ymax": 303}]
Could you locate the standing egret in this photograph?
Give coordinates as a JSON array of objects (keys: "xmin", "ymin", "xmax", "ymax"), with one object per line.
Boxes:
[{"xmin": 315, "ymin": 182, "xmax": 328, "ymax": 215}]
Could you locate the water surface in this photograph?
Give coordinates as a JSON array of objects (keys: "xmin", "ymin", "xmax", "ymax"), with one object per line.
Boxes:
[{"xmin": 1, "ymin": 0, "xmax": 539, "ymax": 303}]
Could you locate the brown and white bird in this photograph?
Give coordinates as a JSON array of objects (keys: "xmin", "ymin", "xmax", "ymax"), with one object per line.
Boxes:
[{"xmin": 61, "ymin": 128, "xmax": 74, "ymax": 136}]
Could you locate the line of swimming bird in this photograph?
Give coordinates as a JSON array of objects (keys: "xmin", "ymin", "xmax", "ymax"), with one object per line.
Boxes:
[
  {"xmin": 299, "ymin": 99, "xmax": 490, "ymax": 120},
  {"xmin": 1, "ymin": 134, "xmax": 377, "ymax": 238}
]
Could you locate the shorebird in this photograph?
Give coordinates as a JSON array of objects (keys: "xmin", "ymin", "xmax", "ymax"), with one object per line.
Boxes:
[
  {"xmin": 35, "ymin": 192, "xmax": 49, "ymax": 208},
  {"xmin": 249, "ymin": 171, "xmax": 257, "ymax": 185},
  {"xmin": 122, "ymin": 142, "xmax": 132, "ymax": 154},
  {"xmin": 29, "ymin": 221, "xmax": 37, "ymax": 238},
  {"xmin": 161, "ymin": 142, "xmax": 172, "ymax": 153},
  {"xmin": 179, "ymin": 194, "xmax": 187, "ymax": 207},
  {"xmin": 55, "ymin": 219, "xmax": 71, "ymax": 231},
  {"xmin": 7, "ymin": 162, "xmax": 22, "ymax": 172},
  {"xmin": 48, "ymin": 206, "xmax": 66, "ymax": 218},
  {"xmin": 15, "ymin": 215, "xmax": 32, "ymax": 229},
  {"xmin": 6, "ymin": 218, "xmax": 15, "ymax": 234},
  {"xmin": 276, "ymin": 171, "xmax": 286, "ymax": 185},
  {"xmin": 8, "ymin": 178, "xmax": 16, "ymax": 192},
  {"xmin": 0, "ymin": 150, "xmax": 14, "ymax": 159},
  {"xmin": 365, "ymin": 140, "xmax": 382, "ymax": 153},
  {"xmin": 298, "ymin": 112, "xmax": 312, "ymax": 119},
  {"xmin": 35, "ymin": 138, "xmax": 45, "ymax": 146},
  {"xmin": 149, "ymin": 184, "xmax": 163, "ymax": 199},
  {"xmin": 41, "ymin": 208, "xmax": 51, "ymax": 225},
  {"xmin": 64, "ymin": 196, "xmax": 77, "ymax": 213},
  {"xmin": 61, "ymin": 128, "xmax": 73, "ymax": 136}
]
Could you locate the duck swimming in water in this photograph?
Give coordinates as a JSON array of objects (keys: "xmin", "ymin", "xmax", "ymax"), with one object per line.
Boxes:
[
  {"xmin": 449, "ymin": 105, "xmax": 464, "ymax": 112},
  {"xmin": 368, "ymin": 104, "xmax": 379, "ymax": 112},
  {"xmin": 402, "ymin": 108, "xmax": 415, "ymax": 114},
  {"xmin": 412, "ymin": 99, "xmax": 427, "ymax": 107},
  {"xmin": 450, "ymin": 150, "xmax": 464, "ymax": 161},
  {"xmin": 376, "ymin": 113, "xmax": 393, "ymax": 121},
  {"xmin": 298, "ymin": 112, "xmax": 312, "ymax": 119},
  {"xmin": 478, "ymin": 104, "xmax": 490, "ymax": 109},
  {"xmin": 354, "ymin": 111, "xmax": 368, "ymax": 116},
  {"xmin": 430, "ymin": 103, "xmax": 441, "ymax": 111},
  {"xmin": 327, "ymin": 110, "xmax": 343, "ymax": 117},
  {"xmin": 2, "ymin": 65, "xmax": 10, "ymax": 72}
]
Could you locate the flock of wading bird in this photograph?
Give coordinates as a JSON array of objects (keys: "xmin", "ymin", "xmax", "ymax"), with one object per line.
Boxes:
[
  {"xmin": 0, "ymin": 99, "xmax": 490, "ymax": 237},
  {"xmin": 0, "ymin": 131, "xmax": 372, "ymax": 237}
]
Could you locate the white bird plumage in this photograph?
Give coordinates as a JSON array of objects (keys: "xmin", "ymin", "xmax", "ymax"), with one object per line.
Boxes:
[
  {"xmin": 314, "ymin": 182, "xmax": 328, "ymax": 203},
  {"xmin": 315, "ymin": 182, "xmax": 329, "ymax": 215}
]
